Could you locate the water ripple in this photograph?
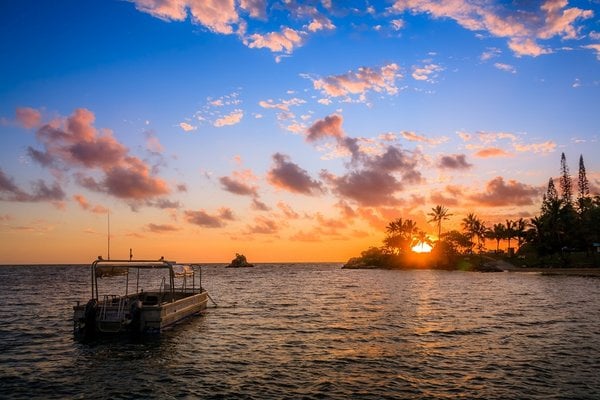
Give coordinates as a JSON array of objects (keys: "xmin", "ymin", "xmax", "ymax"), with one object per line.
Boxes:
[{"xmin": 0, "ymin": 265, "xmax": 599, "ymax": 399}]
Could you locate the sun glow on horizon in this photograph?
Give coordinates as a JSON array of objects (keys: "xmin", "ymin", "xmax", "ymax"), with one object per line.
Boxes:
[{"xmin": 411, "ymin": 242, "xmax": 433, "ymax": 253}]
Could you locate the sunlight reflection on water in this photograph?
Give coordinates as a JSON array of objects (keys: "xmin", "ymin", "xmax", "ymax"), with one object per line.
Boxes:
[{"xmin": 0, "ymin": 264, "xmax": 599, "ymax": 399}]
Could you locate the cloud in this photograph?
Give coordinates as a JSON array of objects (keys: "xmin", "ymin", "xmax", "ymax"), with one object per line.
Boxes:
[
  {"xmin": 438, "ymin": 154, "xmax": 472, "ymax": 170},
  {"xmin": 474, "ymin": 147, "xmax": 513, "ymax": 158},
  {"xmin": 469, "ymin": 176, "xmax": 541, "ymax": 206},
  {"xmin": 239, "ymin": 0, "xmax": 266, "ymax": 19},
  {"xmin": 184, "ymin": 207, "xmax": 235, "ymax": 228},
  {"xmin": 245, "ymin": 216, "xmax": 280, "ymax": 234},
  {"xmin": 309, "ymin": 63, "xmax": 401, "ymax": 101},
  {"xmin": 267, "ymin": 153, "xmax": 324, "ymax": 195},
  {"xmin": 214, "ymin": 109, "xmax": 243, "ymax": 127},
  {"xmin": 306, "ymin": 114, "xmax": 345, "ymax": 142},
  {"xmin": 146, "ymin": 223, "xmax": 180, "ymax": 233},
  {"xmin": 306, "ymin": 15, "xmax": 335, "ymax": 32},
  {"xmin": 0, "ymin": 168, "xmax": 65, "ymax": 203},
  {"xmin": 411, "ymin": 63, "xmax": 443, "ymax": 81},
  {"xmin": 276, "ymin": 201, "xmax": 300, "ymax": 219},
  {"xmin": 179, "ymin": 122, "xmax": 197, "ymax": 132},
  {"xmin": 245, "ymin": 27, "xmax": 305, "ymax": 53},
  {"xmin": 582, "ymin": 43, "xmax": 600, "ymax": 60},
  {"xmin": 494, "ymin": 62, "xmax": 517, "ymax": 74},
  {"xmin": 391, "ymin": 0, "xmax": 593, "ymax": 57},
  {"xmin": 23, "ymin": 108, "xmax": 172, "ymax": 205},
  {"xmin": 219, "ymin": 172, "xmax": 258, "ymax": 196},
  {"xmin": 15, "ymin": 107, "xmax": 42, "ymax": 129},
  {"xmin": 513, "ymin": 140, "xmax": 556, "ymax": 153},
  {"xmin": 93, "ymin": 160, "xmax": 169, "ymax": 200},
  {"xmin": 458, "ymin": 129, "xmax": 556, "ymax": 155},
  {"xmin": 131, "ymin": 0, "xmax": 240, "ymax": 34},
  {"xmin": 73, "ymin": 194, "xmax": 108, "ymax": 214},
  {"xmin": 391, "ymin": 19, "xmax": 405, "ymax": 31},
  {"xmin": 323, "ymin": 168, "xmax": 402, "ymax": 207},
  {"xmin": 401, "ymin": 131, "xmax": 448, "ymax": 146},
  {"xmin": 251, "ymin": 198, "xmax": 270, "ymax": 211},
  {"xmin": 258, "ymin": 97, "xmax": 306, "ymax": 112}
]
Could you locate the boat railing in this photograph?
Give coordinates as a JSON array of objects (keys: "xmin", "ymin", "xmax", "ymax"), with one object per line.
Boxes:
[{"xmin": 99, "ymin": 294, "xmax": 127, "ymax": 322}]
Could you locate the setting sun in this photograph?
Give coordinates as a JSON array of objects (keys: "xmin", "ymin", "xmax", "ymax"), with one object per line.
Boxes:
[{"xmin": 412, "ymin": 242, "xmax": 433, "ymax": 253}]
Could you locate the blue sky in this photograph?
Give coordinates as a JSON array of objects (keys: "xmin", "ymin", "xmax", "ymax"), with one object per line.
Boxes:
[{"xmin": 0, "ymin": 0, "xmax": 599, "ymax": 263}]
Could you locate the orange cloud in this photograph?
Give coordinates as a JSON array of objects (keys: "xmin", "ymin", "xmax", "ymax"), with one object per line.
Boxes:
[
  {"xmin": 184, "ymin": 207, "xmax": 235, "ymax": 228},
  {"xmin": 267, "ymin": 153, "xmax": 324, "ymax": 195},
  {"xmin": 245, "ymin": 27, "xmax": 305, "ymax": 53},
  {"xmin": 438, "ymin": 154, "xmax": 472, "ymax": 170},
  {"xmin": 306, "ymin": 114, "xmax": 344, "ymax": 142},
  {"xmin": 474, "ymin": 147, "xmax": 513, "ymax": 158},
  {"xmin": 27, "ymin": 108, "xmax": 171, "ymax": 204},
  {"xmin": 391, "ymin": 0, "xmax": 592, "ymax": 57},
  {"xmin": 146, "ymin": 223, "xmax": 180, "ymax": 233},
  {"xmin": 219, "ymin": 175, "xmax": 258, "ymax": 196},
  {"xmin": 73, "ymin": 194, "xmax": 108, "ymax": 214},
  {"xmin": 15, "ymin": 107, "xmax": 42, "ymax": 129},
  {"xmin": 132, "ymin": 0, "xmax": 239, "ymax": 34},
  {"xmin": 0, "ymin": 168, "xmax": 65, "ymax": 203},
  {"xmin": 309, "ymin": 63, "xmax": 401, "ymax": 101},
  {"xmin": 469, "ymin": 177, "xmax": 541, "ymax": 206}
]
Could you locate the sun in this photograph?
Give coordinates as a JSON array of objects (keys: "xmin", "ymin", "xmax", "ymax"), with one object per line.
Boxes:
[{"xmin": 411, "ymin": 242, "xmax": 433, "ymax": 253}]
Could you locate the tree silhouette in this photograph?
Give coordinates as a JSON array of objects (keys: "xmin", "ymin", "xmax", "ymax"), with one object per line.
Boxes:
[
  {"xmin": 489, "ymin": 223, "xmax": 506, "ymax": 252},
  {"xmin": 427, "ymin": 205, "xmax": 453, "ymax": 240},
  {"xmin": 577, "ymin": 154, "xmax": 590, "ymax": 213},
  {"xmin": 560, "ymin": 152, "xmax": 573, "ymax": 206},
  {"xmin": 505, "ymin": 219, "xmax": 516, "ymax": 252},
  {"xmin": 384, "ymin": 218, "xmax": 418, "ymax": 254}
]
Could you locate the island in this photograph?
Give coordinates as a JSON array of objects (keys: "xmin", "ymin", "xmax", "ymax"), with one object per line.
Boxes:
[
  {"xmin": 226, "ymin": 253, "xmax": 254, "ymax": 268},
  {"xmin": 343, "ymin": 152, "xmax": 600, "ymax": 274}
]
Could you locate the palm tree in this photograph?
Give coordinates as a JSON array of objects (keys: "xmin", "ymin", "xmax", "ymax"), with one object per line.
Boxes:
[
  {"xmin": 462, "ymin": 213, "xmax": 480, "ymax": 253},
  {"xmin": 413, "ymin": 230, "xmax": 433, "ymax": 251},
  {"xmin": 505, "ymin": 219, "xmax": 516, "ymax": 252},
  {"xmin": 489, "ymin": 223, "xmax": 506, "ymax": 253},
  {"xmin": 473, "ymin": 220, "xmax": 488, "ymax": 253},
  {"xmin": 384, "ymin": 218, "xmax": 419, "ymax": 254},
  {"xmin": 514, "ymin": 218, "xmax": 527, "ymax": 250},
  {"xmin": 427, "ymin": 205, "xmax": 453, "ymax": 240}
]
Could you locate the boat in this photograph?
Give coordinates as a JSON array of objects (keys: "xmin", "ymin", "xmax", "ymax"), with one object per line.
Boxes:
[
  {"xmin": 73, "ymin": 257, "xmax": 209, "ymax": 339},
  {"xmin": 226, "ymin": 253, "xmax": 254, "ymax": 268}
]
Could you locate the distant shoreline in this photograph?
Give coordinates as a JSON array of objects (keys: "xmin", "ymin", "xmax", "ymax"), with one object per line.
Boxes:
[{"xmin": 485, "ymin": 259, "xmax": 600, "ymax": 276}]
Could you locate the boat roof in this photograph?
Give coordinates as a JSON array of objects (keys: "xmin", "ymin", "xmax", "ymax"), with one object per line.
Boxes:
[{"xmin": 92, "ymin": 258, "xmax": 183, "ymax": 270}]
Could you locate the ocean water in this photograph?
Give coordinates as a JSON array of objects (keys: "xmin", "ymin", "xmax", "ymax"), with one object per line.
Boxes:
[{"xmin": 1, "ymin": 263, "xmax": 599, "ymax": 399}]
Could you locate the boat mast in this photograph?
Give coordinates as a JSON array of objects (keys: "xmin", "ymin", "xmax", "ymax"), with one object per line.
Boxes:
[{"xmin": 107, "ymin": 210, "xmax": 110, "ymax": 260}]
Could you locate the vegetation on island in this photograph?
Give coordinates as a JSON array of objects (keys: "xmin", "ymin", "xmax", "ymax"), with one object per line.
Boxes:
[
  {"xmin": 344, "ymin": 153, "xmax": 600, "ymax": 270},
  {"xmin": 227, "ymin": 253, "xmax": 254, "ymax": 268}
]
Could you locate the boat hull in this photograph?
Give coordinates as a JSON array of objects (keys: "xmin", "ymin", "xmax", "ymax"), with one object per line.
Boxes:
[{"xmin": 74, "ymin": 291, "xmax": 208, "ymax": 337}]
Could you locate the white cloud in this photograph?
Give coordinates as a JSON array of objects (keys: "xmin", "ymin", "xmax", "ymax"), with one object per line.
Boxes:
[
  {"xmin": 411, "ymin": 63, "xmax": 443, "ymax": 81},
  {"xmin": 179, "ymin": 122, "xmax": 197, "ymax": 132},
  {"xmin": 309, "ymin": 63, "xmax": 402, "ymax": 102},
  {"xmin": 494, "ymin": 62, "xmax": 517, "ymax": 74},
  {"xmin": 391, "ymin": 0, "xmax": 593, "ymax": 57},
  {"xmin": 214, "ymin": 110, "xmax": 244, "ymax": 127}
]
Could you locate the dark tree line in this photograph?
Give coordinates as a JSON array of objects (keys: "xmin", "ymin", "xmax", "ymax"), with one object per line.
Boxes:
[
  {"xmin": 345, "ymin": 153, "xmax": 598, "ymax": 269},
  {"xmin": 526, "ymin": 153, "xmax": 600, "ymax": 261}
]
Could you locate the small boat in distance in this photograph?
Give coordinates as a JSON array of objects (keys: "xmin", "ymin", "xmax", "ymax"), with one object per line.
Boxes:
[
  {"xmin": 73, "ymin": 257, "xmax": 209, "ymax": 340},
  {"xmin": 226, "ymin": 253, "xmax": 254, "ymax": 268}
]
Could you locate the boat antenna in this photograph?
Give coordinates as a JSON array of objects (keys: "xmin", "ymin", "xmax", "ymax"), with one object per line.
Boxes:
[{"xmin": 107, "ymin": 209, "xmax": 111, "ymax": 260}]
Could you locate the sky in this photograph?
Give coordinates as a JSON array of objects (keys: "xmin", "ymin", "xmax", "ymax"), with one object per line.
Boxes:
[{"xmin": 1, "ymin": 0, "xmax": 599, "ymax": 264}]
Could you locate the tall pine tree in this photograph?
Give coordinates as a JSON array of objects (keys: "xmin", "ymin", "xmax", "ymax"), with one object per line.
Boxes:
[
  {"xmin": 577, "ymin": 154, "xmax": 590, "ymax": 212},
  {"xmin": 559, "ymin": 152, "xmax": 572, "ymax": 206}
]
